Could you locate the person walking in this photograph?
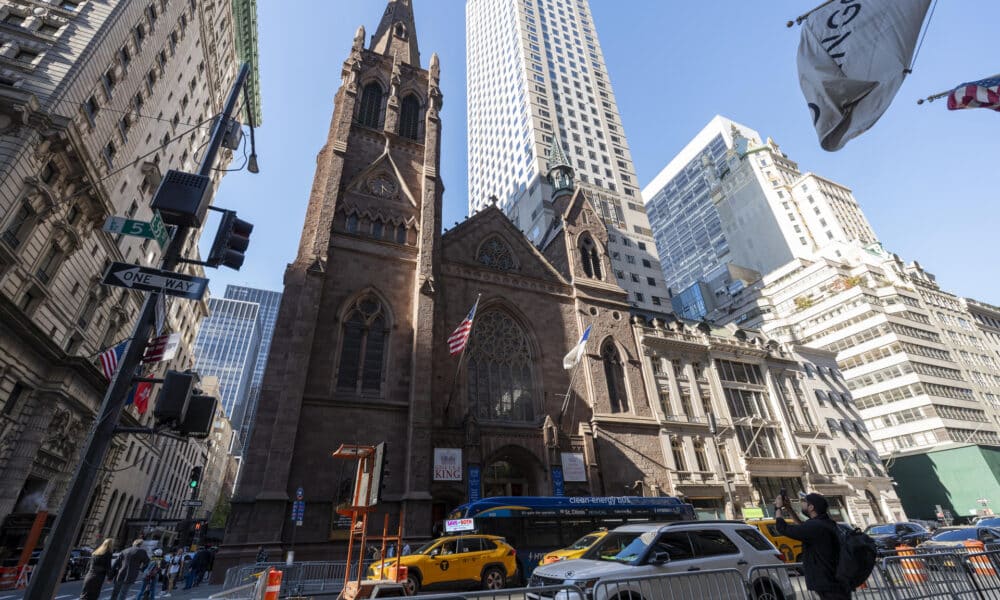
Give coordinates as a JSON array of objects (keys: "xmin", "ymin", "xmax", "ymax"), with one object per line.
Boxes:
[
  {"xmin": 79, "ymin": 538, "xmax": 114, "ymax": 600},
  {"xmin": 161, "ymin": 548, "xmax": 184, "ymax": 597},
  {"xmin": 193, "ymin": 547, "xmax": 211, "ymax": 586},
  {"xmin": 109, "ymin": 540, "xmax": 150, "ymax": 600},
  {"xmin": 775, "ymin": 492, "xmax": 851, "ymax": 600},
  {"xmin": 134, "ymin": 549, "xmax": 163, "ymax": 600}
]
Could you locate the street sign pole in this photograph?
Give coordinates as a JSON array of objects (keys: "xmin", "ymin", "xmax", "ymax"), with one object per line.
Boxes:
[{"xmin": 24, "ymin": 63, "xmax": 251, "ymax": 600}]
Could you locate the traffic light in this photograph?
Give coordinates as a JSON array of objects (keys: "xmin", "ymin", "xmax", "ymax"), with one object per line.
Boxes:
[
  {"xmin": 189, "ymin": 466, "xmax": 202, "ymax": 489},
  {"xmin": 154, "ymin": 370, "xmax": 198, "ymax": 427},
  {"xmin": 207, "ymin": 209, "xmax": 253, "ymax": 270},
  {"xmin": 194, "ymin": 521, "xmax": 202, "ymax": 531}
]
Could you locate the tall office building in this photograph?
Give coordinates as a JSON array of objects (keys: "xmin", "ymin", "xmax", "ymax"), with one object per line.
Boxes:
[
  {"xmin": 643, "ymin": 115, "xmax": 878, "ymax": 295},
  {"xmin": 0, "ymin": 0, "xmax": 258, "ymax": 547},
  {"xmin": 466, "ymin": 0, "xmax": 667, "ymax": 311},
  {"xmin": 223, "ymin": 285, "xmax": 281, "ymax": 444},
  {"xmin": 193, "ymin": 298, "xmax": 262, "ymax": 433}
]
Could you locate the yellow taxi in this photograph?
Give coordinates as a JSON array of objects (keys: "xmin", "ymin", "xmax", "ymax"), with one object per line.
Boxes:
[
  {"xmin": 366, "ymin": 534, "xmax": 517, "ymax": 594},
  {"xmin": 540, "ymin": 529, "xmax": 609, "ymax": 565},
  {"xmin": 745, "ymin": 518, "xmax": 803, "ymax": 563}
]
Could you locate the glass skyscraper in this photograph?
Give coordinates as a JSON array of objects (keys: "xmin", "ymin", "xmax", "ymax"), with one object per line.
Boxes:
[
  {"xmin": 466, "ymin": 0, "xmax": 668, "ymax": 311},
  {"xmin": 192, "ymin": 297, "xmax": 262, "ymax": 435},
  {"xmin": 223, "ymin": 285, "xmax": 282, "ymax": 445}
]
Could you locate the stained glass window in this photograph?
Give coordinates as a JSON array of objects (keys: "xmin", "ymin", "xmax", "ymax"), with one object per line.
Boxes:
[
  {"xmin": 466, "ymin": 310, "xmax": 535, "ymax": 421},
  {"xmin": 476, "ymin": 237, "xmax": 516, "ymax": 271},
  {"xmin": 579, "ymin": 235, "xmax": 602, "ymax": 279},
  {"xmin": 336, "ymin": 295, "xmax": 389, "ymax": 394}
]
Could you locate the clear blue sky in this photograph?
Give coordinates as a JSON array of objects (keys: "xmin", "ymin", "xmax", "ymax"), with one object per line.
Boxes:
[{"xmin": 205, "ymin": 1, "xmax": 1000, "ymax": 305}]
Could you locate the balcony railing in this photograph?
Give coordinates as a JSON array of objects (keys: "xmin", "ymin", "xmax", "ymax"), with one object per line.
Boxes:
[{"xmin": 662, "ymin": 414, "xmax": 731, "ymax": 427}]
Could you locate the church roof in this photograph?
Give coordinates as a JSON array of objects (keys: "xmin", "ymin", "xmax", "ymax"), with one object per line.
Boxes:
[
  {"xmin": 370, "ymin": 0, "xmax": 421, "ymax": 67},
  {"xmin": 546, "ymin": 135, "xmax": 571, "ymax": 173}
]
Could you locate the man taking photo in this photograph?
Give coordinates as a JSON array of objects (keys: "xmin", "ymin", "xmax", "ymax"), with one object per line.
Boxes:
[{"xmin": 774, "ymin": 491, "xmax": 851, "ymax": 600}]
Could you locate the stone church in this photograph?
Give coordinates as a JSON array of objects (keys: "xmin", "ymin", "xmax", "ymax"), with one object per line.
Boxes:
[
  {"xmin": 219, "ymin": 0, "xmax": 902, "ymax": 567},
  {"xmin": 219, "ymin": 0, "xmax": 673, "ymax": 564}
]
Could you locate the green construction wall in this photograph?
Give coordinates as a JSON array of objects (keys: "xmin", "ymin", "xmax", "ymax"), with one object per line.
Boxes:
[{"xmin": 888, "ymin": 445, "xmax": 1000, "ymax": 521}]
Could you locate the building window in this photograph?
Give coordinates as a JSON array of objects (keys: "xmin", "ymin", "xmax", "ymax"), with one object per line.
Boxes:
[
  {"xmin": 357, "ymin": 82, "xmax": 384, "ymax": 129},
  {"xmin": 395, "ymin": 224, "xmax": 407, "ymax": 244},
  {"xmin": 35, "ymin": 243, "xmax": 64, "ymax": 284},
  {"xmin": 398, "ymin": 95, "xmax": 421, "ymax": 140},
  {"xmin": 83, "ymin": 96, "xmax": 99, "ymax": 126},
  {"xmin": 601, "ymin": 340, "xmax": 628, "ymax": 413},
  {"xmin": 671, "ymin": 440, "xmax": 687, "ymax": 471},
  {"xmin": 466, "ymin": 310, "xmax": 535, "ymax": 422},
  {"xmin": 345, "ymin": 214, "xmax": 358, "ymax": 234},
  {"xmin": 4, "ymin": 14, "xmax": 26, "ymax": 26},
  {"xmin": 578, "ymin": 235, "xmax": 602, "ymax": 279},
  {"xmin": 694, "ymin": 441, "xmax": 710, "ymax": 472},
  {"xmin": 2, "ymin": 201, "xmax": 35, "ymax": 249},
  {"xmin": 14, "ymin": 48, "xmax": 39, "ymax": 63},
  {"xmin": 335, "ymin": 294, "xmax": 389, "ymax": 394}
]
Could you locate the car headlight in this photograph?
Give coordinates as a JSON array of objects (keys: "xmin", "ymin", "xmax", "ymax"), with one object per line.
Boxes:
[{"xmin": 573, "ymin": 578, "xmax": 600, "ymax": 591}]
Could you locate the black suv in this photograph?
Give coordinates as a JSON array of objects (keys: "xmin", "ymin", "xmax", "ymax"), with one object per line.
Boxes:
[{"xmin": 863, "ymin": 522, "xmax": 931, "ymax": 553}]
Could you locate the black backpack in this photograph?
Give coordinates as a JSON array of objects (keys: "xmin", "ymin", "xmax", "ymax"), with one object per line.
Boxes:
[{"xmin": 833, "ymin": 524, "xmax": 878, "ymax": 589}]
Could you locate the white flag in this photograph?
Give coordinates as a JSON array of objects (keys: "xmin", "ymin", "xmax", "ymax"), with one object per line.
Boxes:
[
  {"xmin": 797, "ymin": 0, "xmax": 931, "ymax": 151},
  {"xmin": 563, "ymin": 325, "xmax": 592, "ymax": 370}
]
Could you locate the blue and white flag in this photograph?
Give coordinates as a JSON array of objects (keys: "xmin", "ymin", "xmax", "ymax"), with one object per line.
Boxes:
[{"xmin": 563, "ymin": 325, "xmax": 592, "ymax": 370}]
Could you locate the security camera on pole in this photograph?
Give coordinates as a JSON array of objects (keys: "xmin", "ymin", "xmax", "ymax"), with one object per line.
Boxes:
[{"xmin": 24, "ymin": 63, "xmax": 259, "ymax": 600}]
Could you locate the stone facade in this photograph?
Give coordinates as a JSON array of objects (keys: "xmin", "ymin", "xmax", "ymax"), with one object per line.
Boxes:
[
  {"xmin": 219, "ymin": 0, "xmax": 901, "ymax": 572},
  {"xmin": 0, "ymin": 0, "xmax": 257, "ymax": 552}
]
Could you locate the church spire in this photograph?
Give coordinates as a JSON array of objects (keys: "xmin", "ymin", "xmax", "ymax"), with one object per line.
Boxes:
[
  {"xmin": 546, "ymin": 134, "xmax": 574, "ymax": 200},
  {"xmin": 370, "ymin": 0, "xmax": 421, "ymax": 67}
]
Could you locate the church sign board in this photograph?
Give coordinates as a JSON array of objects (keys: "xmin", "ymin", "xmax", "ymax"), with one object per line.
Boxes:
[
  {"xmin": 433, "ymin": 448, "xmax": 463, "ymax": 481},
  {"xmin": 561, "ymin": 452, "xmax": 587, "ymax": 482}
]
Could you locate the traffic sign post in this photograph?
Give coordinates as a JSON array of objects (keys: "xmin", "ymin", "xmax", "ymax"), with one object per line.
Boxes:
[
  {"xmin": 102, "ymin": 210, "xmax": 169, "ymax": 249},
  {"xmin": 182, "ymin": 500, "xmax": 203, "ymax": 508},
  {"xmin": 102, "ymin": 263, "xmax": 208, "ymax": 300}
]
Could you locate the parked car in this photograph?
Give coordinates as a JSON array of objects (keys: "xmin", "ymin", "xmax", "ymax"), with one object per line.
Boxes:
[
  {"xmin": 367, "ymin": 534, "xmax": 517, "ymax": 594},
  {"xmin": 527, "ymin": 521, "xmax": 794, "ymax": 600},
  {"xmin": 863, "ymin": 522, "xmax": 932, "ymax": 554},
  {"xmin": 745, "ymin": 518, "xmax": 803, "ymax": 563},
  {"xmin": 541, "ymin": 530, "xmax": 609, "ymax": 565},
  {"xmin": 64, "ymin": 548, "xmax": 92, "ymax": 581},
  {"xmin": 974, "ymin": 517, "xmax": 1000, "ymax": 528},
  {"xmin": 917, "ymin": 526, "xmax": 1000, "ymax": 552}
]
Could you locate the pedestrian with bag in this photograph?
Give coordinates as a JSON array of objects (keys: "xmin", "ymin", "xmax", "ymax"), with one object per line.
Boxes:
[
  {"xmin": 79, "ymin": 538, "xmax": 114, "ymax": 600},
  {"xmin": 135, "ymin": 549, "xmax": 163, "ymax": 600},
  {"xmin": 775, "ymin": 491, "xmax": 875, "ymax": 599},
  {"xmin": 161, "ymin": 548, "xmax": 184, "ymax": 597},
  {"xmin": 109, "ymin": 539, "xmax": 150, "ymax": 600}
]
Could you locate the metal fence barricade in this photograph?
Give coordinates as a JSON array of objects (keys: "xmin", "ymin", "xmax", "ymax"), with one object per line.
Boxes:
[
  {"xmin": 962, "ymin": 550, "xmax": 1000, "ymax": 599},
  {"xmin": 415, "ymin": 584, "xmax": 584, "ymax": 600},
  {"xmin": 593, "ymin": 569, "xmax": 748, "ymax": 600},
  {"xmin": 880, "ymin": 552, "xmax": 975, "ymax": 599}
]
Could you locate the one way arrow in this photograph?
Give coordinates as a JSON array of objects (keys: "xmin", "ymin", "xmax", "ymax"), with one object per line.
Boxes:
[{"xmin": 102, "ymin": 263, "xmax": 208, "ymax": 300}]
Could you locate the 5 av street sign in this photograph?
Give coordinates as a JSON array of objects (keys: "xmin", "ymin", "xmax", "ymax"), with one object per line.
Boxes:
[
  {"xmin": 102, "ymin": 262, "xmax": 208, "ymax": 300},
  {"xmin": 103, "ymin": 211, "xmax": 169, "ymax": 249}
]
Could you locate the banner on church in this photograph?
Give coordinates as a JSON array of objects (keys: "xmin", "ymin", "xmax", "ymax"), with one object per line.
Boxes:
[
  {"xmin": 468, "ymin": 465, "xmax": 481, "ymax": 502},
  {"xmin": 552, "ymin": 466, "xmax": 565, "ymax": 496},
  {"xmin": 561, "ymin": 452, "xmax": 587, "ymax": 482},
  {"xmin": 433, "ymin": 448, "xmax": 463, "ymax": 481}
]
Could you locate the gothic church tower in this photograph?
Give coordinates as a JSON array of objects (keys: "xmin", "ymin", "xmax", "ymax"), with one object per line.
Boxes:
[{"xmin": 219, "ymin": 0, "xmax": 442, "ymax": 565}]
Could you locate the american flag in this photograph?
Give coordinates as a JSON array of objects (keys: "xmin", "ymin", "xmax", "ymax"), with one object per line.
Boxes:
[
  {"xmin": 98, "ymin": 340, "xmax": 128, "ymax": 380},
  {"xmin": 447, "ymin": 298, "xmax": 480, "ymax": 356},
  {"xmin": 947, "ymin": 77, "xmax": 1000, "ymax": 112}
]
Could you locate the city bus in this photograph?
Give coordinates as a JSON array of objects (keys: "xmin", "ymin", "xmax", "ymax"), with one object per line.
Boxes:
[{"xmin": 446, "ymin": 496, "xmax": 696, "ymax": 581}]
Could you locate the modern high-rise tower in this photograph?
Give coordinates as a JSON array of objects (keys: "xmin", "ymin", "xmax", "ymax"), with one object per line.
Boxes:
[
  {"xmin": 466, "ymin": 0, "xmax": 667, "ymax": 311},
  {"xmin": 192, "ymin": 298, "xmax": 262, "ymax": 433},
  {"xmin": 223, "ymin": 285, "xmax": 282, "ymax": 445},
  {"xmin": 643, "ymin": 115, "xmax": 879, "ymax": 295}
]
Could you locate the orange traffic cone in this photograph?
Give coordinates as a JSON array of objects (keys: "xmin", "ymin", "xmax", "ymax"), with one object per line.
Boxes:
[{"xmin": 264, "ymin": 568, "xmax": 283, "ymax": 600}]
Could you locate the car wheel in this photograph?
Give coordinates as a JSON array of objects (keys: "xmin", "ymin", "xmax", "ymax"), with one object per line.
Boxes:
[
  {"xmin": 482, "ymin": 566, "xmax": 506, "ymax": 590},
  {"xmin": 752, "ymin": 579, "xmax": 786, "ymax": 600},
  {"xmin": 404, "ymin": 573, "xmax": 420, "ymax": 595}
]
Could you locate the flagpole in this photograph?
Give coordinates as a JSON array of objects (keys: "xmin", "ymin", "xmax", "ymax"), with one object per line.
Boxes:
[
  {"xmin": 443, "ymin": 293, "xmax": 481, "ymax": 417},
  {"xmin": 785, "ymin": 0, "xmax": 835, "ymax": 27},
  {"xmin": 556, "ymin": 358, "xmax": 583, "ymax": 429}
]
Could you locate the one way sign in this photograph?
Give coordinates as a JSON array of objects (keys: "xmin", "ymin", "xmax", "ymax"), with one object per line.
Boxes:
[{"xmin": 102, "ymin": 262, "xmax": 208, "ymax": 300}]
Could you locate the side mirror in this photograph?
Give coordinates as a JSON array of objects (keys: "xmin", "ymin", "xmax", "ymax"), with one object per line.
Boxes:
[{"xmin": 648, "ymin": 551, "xmax": 671, "ymax": 566}]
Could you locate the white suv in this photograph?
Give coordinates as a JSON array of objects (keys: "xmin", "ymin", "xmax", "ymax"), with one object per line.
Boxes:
[{"xmin": 527, "ymin": 521, "xmax": 796, "ymax": 600}]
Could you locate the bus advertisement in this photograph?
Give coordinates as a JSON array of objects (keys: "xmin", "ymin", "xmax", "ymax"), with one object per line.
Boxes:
[{"xmin": 446, "ymin": 496, "xmax": 696, "ymax": 580}]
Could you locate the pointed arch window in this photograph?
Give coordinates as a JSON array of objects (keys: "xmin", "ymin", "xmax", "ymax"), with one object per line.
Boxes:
[
  {"xmin": 358, "ymin": 82, "xmax": 384, "ymax": 129},
  {"xmin": 336, "ymin": 295, "xmax": 390, "ymax": 394},
  {"xmin": 602, "ymin": 340, "xmax": 629, "ymax": 413},
  {"xmin": 466, "ymin": 310, "xmax": 535, "ymax": 422},
  {"xmin": 476, "ymin": 237, "xmax": 516, "ymax": 271},
  {"xmin": 579, "ymin": 235, "xmax": 602, "ymax": 279},
  {"xmin": 399, "ymin": 95, "xmax": 421, "ymax": 140}
]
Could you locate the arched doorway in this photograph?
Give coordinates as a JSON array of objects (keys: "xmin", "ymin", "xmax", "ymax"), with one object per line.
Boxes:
[{"xmin": 483, "ymin": 446, "xmax": 544, "ymax": 497}]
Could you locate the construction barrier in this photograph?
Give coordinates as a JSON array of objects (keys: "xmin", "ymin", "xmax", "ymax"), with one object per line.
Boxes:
[
  {"xmin": 263, "ymin": 568, "xmax": 283, "ymax": 600},
  {"xmin": 896, "ymin": 544, "xmax": 929, "ymax": 584}
]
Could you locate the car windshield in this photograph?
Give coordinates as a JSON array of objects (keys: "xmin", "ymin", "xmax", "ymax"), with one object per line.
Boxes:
[
  {"xmin": 865, "ymin": 525, "xmax": 896, "ymax": 535},
  {"xmin": 415, "ymin": 540, "xmax": 441, "ymax": 555},
  {"xmin": 931, "ymin": 529, "xmax": 976, "ymax": 542},
  {"xmin": 568, "ymin": 534, "xmax": 601, "ymax": 550},
  {"xmin": 584, "ymin": 531, "xmax": 656, "ymax": 564}
]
